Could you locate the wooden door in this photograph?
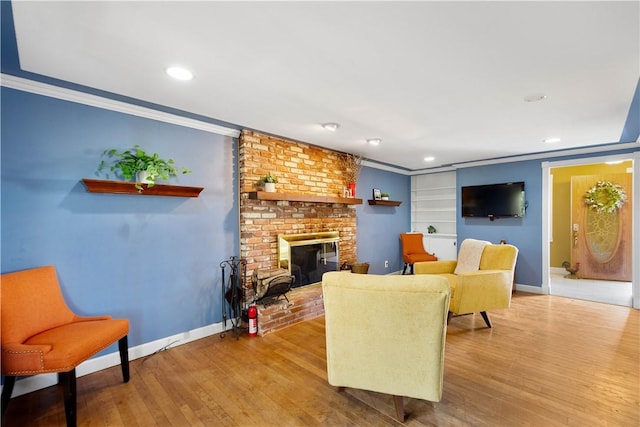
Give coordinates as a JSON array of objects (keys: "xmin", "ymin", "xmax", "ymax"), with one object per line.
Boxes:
[{"xmin": 571, "ymin": 173, "xmax": 632, "ymax": 281}]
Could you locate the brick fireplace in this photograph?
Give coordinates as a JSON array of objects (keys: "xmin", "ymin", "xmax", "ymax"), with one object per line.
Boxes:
[{"xmin": 239, "ymin": 129, "xmax": 359, "ymax": 335}]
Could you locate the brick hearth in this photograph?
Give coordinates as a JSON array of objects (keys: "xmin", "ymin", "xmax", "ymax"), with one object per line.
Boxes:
[
  {"xmin": 239, "ymin": 130, "xmax": 358, "ymax": 335},
  {"xmin": 256, "ymin": 284, "xmax": 324, "ymax": 335}
]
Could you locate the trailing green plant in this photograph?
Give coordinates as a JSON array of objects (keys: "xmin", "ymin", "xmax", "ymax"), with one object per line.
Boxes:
[
  {"xmin": 260, "ymin": 172, "xmax": 278, "ymax": 184},
  {"xmin": 97, "ymin": 145, "xmax": 191, "ymax": 190},
  {"xmin": 381, "ymin": 192, "xmax": 390, "ymax": 198}
]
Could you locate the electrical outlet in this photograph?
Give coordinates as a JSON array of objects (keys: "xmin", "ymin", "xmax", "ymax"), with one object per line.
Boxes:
[{"xmin": 384, "ymin": 260, "xmax": 389, "ymax": 268}]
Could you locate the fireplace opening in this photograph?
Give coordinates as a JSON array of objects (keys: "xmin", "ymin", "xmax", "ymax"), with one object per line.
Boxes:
[{"xmin": 278, "ymin": 231, "xmax": 339, "ymax": 287}]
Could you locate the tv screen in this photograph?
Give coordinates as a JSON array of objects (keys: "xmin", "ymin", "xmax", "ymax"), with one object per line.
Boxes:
[{"xmin": 461, "ymin": 182, "xmax": 525, "ymax": 219}]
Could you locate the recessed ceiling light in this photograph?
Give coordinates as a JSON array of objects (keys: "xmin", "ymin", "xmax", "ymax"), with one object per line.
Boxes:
[
  {"xmin": 166, "ymin": 66, "xmax": 193, "ymax": 81},
  {"xmin": 524, "ymin": 93, "xmax": 547, "ymax": 103},
  {"xmin": 423, "ymin": 156, "xmax": 435, "ymax": 162},
  {"xmin": 322, "ymin": 122, "xmax": 340, "ymax": 131},
  {"xmin": 367, "ymin": 138, "xmax": 381, "ymax": 146},
  {"xmin": 543, "ymin": 137, "xmax": 561, "ymax": 143},
  {"xmin": 605, "ymin": 160, "xmax": 624, "ymax": 165}
]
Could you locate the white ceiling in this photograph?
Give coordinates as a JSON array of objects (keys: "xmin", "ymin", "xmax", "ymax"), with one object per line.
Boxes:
[{"xmin": 10, "ymin": 1, "xmax": 639, "ymax": 171}]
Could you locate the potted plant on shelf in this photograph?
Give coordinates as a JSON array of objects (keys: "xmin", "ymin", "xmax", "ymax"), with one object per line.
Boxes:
[
  {"xmin": 97, "ymin": 145, "xmax": 191, "ymax": 191},
  {"xmin": 261, "ymin": 172, "xmax": 278, "ymax": 192},
  {"xmin": 381, "ymin": 192, "xmax": 390, "ymax": 200}
]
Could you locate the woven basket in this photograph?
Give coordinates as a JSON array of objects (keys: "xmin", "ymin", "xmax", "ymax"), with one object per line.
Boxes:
[{"xmin": 351, "ymin": 262, "xmax": 370, "ymax": 274}]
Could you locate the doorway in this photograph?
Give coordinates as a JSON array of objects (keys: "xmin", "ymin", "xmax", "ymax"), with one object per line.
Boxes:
[{"xmin": 542, "ymin": 153, "xmax": 639, "ymax": 309}]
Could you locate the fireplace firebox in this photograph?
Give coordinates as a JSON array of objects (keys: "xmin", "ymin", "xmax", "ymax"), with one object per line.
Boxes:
[{"xmin": 278, "ymin": 231, "xmax": 340, "ymax": 287}]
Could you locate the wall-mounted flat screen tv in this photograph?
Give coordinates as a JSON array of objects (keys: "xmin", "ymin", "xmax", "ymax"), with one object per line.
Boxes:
[{"xmin": 461, "ymin": 182, "xmax": 525, "ymax": 219}]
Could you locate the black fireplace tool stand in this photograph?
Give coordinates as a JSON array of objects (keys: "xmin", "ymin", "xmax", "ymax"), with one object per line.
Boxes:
[{"xmin": 220, "ymin": 256, "xmax": 247, "ymax": 339}]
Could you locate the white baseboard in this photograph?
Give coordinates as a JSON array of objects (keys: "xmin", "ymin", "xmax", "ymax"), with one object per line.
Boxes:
[
  {"xmin": 5, "ymin": 321, "xmax": 227, "ymax": 398},
  {"xmin": 515, "ymin": 283, "xmax": 546, "ymax": 294}
]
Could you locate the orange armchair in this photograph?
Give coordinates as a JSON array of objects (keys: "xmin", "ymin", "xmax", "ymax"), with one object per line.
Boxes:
[
  {"xmin": 400, "ymin": 233, "xmax": 437, "ymax": 274},
  {"xmin": 1, "ymin": 266, "xmax": 130, "ymax": 427}
]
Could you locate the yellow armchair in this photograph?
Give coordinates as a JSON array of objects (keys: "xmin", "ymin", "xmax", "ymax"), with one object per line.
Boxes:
[
  {"xmin": 322, "ymin": 271, "xmax": 450, "ymax": 421},
  {"xmin": 415, "ymin": 239, "xmax": 518, "ymax": 328}
]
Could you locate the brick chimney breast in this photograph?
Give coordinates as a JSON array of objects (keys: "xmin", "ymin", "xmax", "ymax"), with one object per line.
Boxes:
[{"xmin": 238, "ymin": 130, "xmax": 357, "ymax": 335}]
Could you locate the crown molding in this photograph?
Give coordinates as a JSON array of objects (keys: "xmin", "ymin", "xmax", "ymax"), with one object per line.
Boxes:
[
  {"xmin": 450, "ymin": 142, "xmax": 639, "ymax": 170},
  {"xmin": 407, "ymin": 165, "xmax": 458, "ymax": 175},
  {"xmin": 399, "ymin": 142, "xmax": 639, "ymax": 176},
  {"xmin": 361, "ymin": 159, "xmax": 413, "ymax": 175},
  {"xmin": 0, "ymin": 73, "xmax": 240, "ymax": 137}
]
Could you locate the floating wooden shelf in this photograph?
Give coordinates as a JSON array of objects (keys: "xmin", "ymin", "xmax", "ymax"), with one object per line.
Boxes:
[
  {"xmin": 248, "ymin": 191, "xmax": 362, "ymax": 205},
  {"xmin": 82, "ymin": 179, "xmax": 204, "ymax": 198},
  {"xmin": 368, "ymin": 199, "xmax": 402, "ymax": 206}
]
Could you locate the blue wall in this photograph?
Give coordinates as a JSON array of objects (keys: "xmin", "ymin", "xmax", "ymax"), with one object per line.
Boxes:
[
  {"xmin": 356, "ymin": 166, "xmax": 411, "ymax": 274},
  {"xmin": 1, "ymin": 87, "xmax": 238, "ymax": 348},
  {"xmin": 457, "ymin": 160, "xmax": 543, "ymax": 286}
]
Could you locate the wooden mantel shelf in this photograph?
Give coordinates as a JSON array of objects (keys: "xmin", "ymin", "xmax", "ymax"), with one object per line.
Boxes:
[
  {"xmin": 248, "ymin": 191, "xmax": 362, "ymax": 205},
  {"xmin": 367, "ymin": 199, "xmax": 402, "ymax": 206},
  {"xmin": 82, "ymin": 179, "xmax": 204, "ymax": 198}
]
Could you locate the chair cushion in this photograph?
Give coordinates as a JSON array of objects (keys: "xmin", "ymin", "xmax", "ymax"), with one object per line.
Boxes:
[
  {"xmin": 3, "ymin": 318, "xmax": 129, "ymax": 375},
  {"xmin": 406, "ymin": 253, "xmax": 437, "ymax": 263},
  {"xmin": 453, "ymin": 239, "xmax": 490, "ymax": 274}
]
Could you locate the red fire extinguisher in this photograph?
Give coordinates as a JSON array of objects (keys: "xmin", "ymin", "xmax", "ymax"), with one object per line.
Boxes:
[{"xmin": 248, "ymin": 305, "xmax": 258, "ymax": 337}]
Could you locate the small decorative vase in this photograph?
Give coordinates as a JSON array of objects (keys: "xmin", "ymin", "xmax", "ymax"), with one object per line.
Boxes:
[
  {"xmin": 348, "ymin": 182, "xmax": 356, "ymax": 198},
  {"xmin": 264, "ymin": 182, "xmax": 276, "ymax": 193}
]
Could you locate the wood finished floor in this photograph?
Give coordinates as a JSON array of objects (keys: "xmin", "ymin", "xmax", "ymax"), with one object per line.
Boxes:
[{"xmin": 3, "ymin": 292, "xmax": 639, "ymax": 426}]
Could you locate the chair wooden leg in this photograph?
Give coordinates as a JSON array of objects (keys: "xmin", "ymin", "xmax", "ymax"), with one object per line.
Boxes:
[
  {"xmin": 480, "ymin": 311, "xmax": 492, "ymax": 328},
  {"xmin": 393, "ymin": 395, "xmax": 405, "ymax": 422},
  {"xmin": 402, "ymin": 263, "xmax": 408, "ymax": 275},
  {"xmin": 1, "ymin": 376, "xmax": 16, "ymax": 417},
  {"xmin": 59, "ymin": 369, "xmax": 77, "ymax": 427},
  {"xmin": 118, "ymin": 335, "xmax": 130, "ymax": 383},
  {"xmin": 447, "ymin": 311, "xmax": 452, "ymax": 324}
]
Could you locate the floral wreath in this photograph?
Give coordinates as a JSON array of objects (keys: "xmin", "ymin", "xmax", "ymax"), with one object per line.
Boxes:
[{"xmin": 584, "ymin": 180, "xmax": 627, "ymax": 214}]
